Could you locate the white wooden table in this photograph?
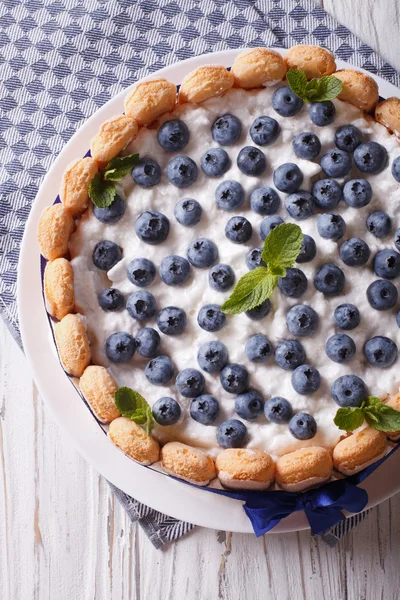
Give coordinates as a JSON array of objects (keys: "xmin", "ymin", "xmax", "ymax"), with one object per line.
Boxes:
[{"xmin": 2, "ymin": 2, "xmax": 400, "ymax": 598}]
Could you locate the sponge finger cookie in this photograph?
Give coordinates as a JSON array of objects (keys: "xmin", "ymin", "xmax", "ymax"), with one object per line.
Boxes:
[
  {"xmin": 90, "ymin": 116, "xmax": 138, "ymax": 164},
  {"xmin": 37, "ymin": 204, "xmax": 75, "ymax": 261},
  {"xmin": 232, "ymin": 48, "xmax": 287, "ymax": 89},
  {"xmin": 216, "ymin": 448, "xmax": 275, "ymax": 490},
  {"xmin": 178, "ymin": 65, "xmax": 234, "ymax": 104},
  {"xmin": 161, "ymin": 442, "xmax": 216, "ymax": 486},
  {"xmin": 109, "ymin": 417, "xmax": 160, "ymax": 465},
  {"xmin": 276, "ymin": 447, "xmax": 333, "ymax": 492},
  {"xmin": 333, "ymin": 428, "xmax": 387, "ymax": 476},
  {"xmin": 334, "ymin": 69, "xmax": 379, "ymax": 112},
  {"xmin": 79, "ymin": 366, "xmax": 120, "ymax": 423},
  {"xmin": 375, "ymin": 97, "xmax": 400, "ymax": 137},
  {"xmin": 285, "ymin": 45, "xmax": 336, "ymax": 79},
  {"xmin": 54, "ymin": 313, "xmax": 91, "ymax": 378},
  {"xmin": 124, "ymin": 78, "xmax": 177, "ymax": 126},
  {"xmin": 60, "ymin": 157, "xmax": 98, "ymax": 217},
  {"xmin": 44, "ymin": 258, "xmax": 74, "ymax": 321}
]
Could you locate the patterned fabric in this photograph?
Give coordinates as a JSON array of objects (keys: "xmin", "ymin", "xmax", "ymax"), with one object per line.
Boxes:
[{"xmin": 1, "ymin": 0, "xmax": 399, "ymax": 547}]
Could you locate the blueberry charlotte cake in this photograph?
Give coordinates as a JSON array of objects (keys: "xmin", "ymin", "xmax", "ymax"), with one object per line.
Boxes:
[{"xmin": 38, "ymin": 45, "xmax": 400, "ymax": 493}]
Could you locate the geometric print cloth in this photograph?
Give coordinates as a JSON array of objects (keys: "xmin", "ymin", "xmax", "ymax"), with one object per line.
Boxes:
[{"xmin": 1, "ymin": 0, "xmax": 398, "ymax": 547}]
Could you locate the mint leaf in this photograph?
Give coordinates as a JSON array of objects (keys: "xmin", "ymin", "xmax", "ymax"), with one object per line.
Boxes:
[
  {"xmin": 286, "ymin": 68, "xmax": 342, "ymax": 103},
  {"xmin": 89, "ymin": 173, "xmax": 116, "ymax": 208},
  {"xmin": 334, "ymin": 407, "xmax": 365, "ymax": 432},
  {"xmin": 221, "ymin": 268, "xmax": 278, "ymax": 314},
  {"xmin": 262, "ymin": 223, "xmax": 303, "ymax": 269},
  {"xmin": 364, "ymin": 403, "xmax": 400, "ymax": 433},
  {"xmin": 304, "ymin": 79, "xmax": 320, "ymax": 99},
  {"xmin": 114, "ymin": 387, "xmax": 153, "ymax": 433},
  {"xmin": 312, "ymin": 75, "xmax": 342, "ymax": 102},
  {"xmin": 365, "ymin": 396, "xmax": 381, "ymax": 407},
  {"xmin": 104, "ymin": 153, "xmax": 140, "ymax": 181},
  {"xmin": 286, "ymin": 68, "xmax": 308, "ymax": 100}
]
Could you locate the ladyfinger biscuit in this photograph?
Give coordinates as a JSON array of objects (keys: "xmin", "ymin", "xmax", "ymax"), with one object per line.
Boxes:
[
  {"xmin": 37, "ymin": 204, "xmax": 75, "ymax": 261},
  {"xmin": 231, "ymin": 48, "xmax": 287, "ymax": 89},
  {"xmin": 375, "ymin": 97, "xmax": 400, "ymax": 137},
  {"xmin": 79, "ymin": 366, "xmax": 120, "ymax": 423},
  {"xmin": 54, "ymin": 313, "xmax": 91, "ymax": 378},
  {"xmin": 216, "ymin": 448, "xmax": 275, "ymax": 490},
  {"xmin": 333, "ymin": 428, "xmax": 387, "ymax": 476},
  {"xmin": 90, "ymin": 116, "xmax": 138, "ymax": 164},
  {"xmin": 276, "ymin": 447, "xmax": 333, "ymax": 492},
  {"xmin": 285, "ymin": 45, "xmax": 336, "ymax": 79},
  {"xmin": 161, "ymin": 442, "xmax": 216, "ymax": 486},
  {"xmin": 334, "ymin": 69, "xmax": 379, "ymax": 113},
  {"xmin": 60, "ymin": 157, "xmax": 98, "ymax": 217},
  {"xmin": 178, "ymin": 65, "xmax": 234, "ymax": 104},
  {"xmin": 108, "ymin": 417, "xmax": 160, "ymax": 465},
  {"xmin": 44, "ymin": 258, "xmax": 74, "ymax": 321},
  {"xmin": 124, "ymin": 78, "xmax": 177, "ymax": 126},
  {"xmin": 384, "ymin": 393, "xmax": 400, "ymax": 441}
]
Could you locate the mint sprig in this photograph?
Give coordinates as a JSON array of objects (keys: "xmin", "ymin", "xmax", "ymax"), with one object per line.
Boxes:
[
  {"xmin": 286, "ymin": 68, "xmax": 343, "ymax": 103},
  {"xmin": 104, "ymin": 153, "xmax": 140, "ymax": 181},
  {"xmin": 334, "ymin": 396, "xmax": 400, "ymax": 433},
  {"xmin": 114, "ymin": 387, "xmax": 153, "ymax": 435},
  {"xmin": 221, "ymin": 223, "xmax": 303, "ymax": 315},
  {"xmin": 89, "ymin": 173, "xmax": 116, "ymax": 208},
  {"xmin": 89, "ymin": 153, "xmax": 140, "ymax": 209}
]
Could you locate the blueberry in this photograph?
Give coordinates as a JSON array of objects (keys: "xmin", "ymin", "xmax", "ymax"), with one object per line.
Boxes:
[
  {"xmin": 340, "ymin": 238, "xmax": 370, "ymax": 267},
  {"xmin": 126, "ymin": 290, "xmax": 156, "ymax": 321},
  {"xmin": 296, "ymin": 234, "xmax": 317, "ymax": 264},
  {"xmin": 312, "ymin": 179, "xmax": 342, "ymax": 209},
  {"xmin": 335, "ymin": 124, "xmax": 362, "ymax": 153},
  {"xmin": 397, "ymin": 311, "xmax": 400, "ymax": 328},
  {"xmin": 250, "ymin": 116, "xmax": 280, "ymax": 146},
  {"xmin": 245, "ymin": 299, "xmax": 271, "ymax": 321},
  {"xmin": 273, "ymin": 163, "xmax": 303, "ymax": 193},
  {"xmin": 272, "ymin": 86, "xmax": 304, "ymax": 117},
  {"xmin": 374, "ymin": 249, "xmax": 400, "ymax": 279},
  {"xmin": 278, "ymin": 268, "xmax": 308, "ymax": 298},
  {"xmin": 292, "ymin": 132, "xmax": 321, "ymax": 160},
  {"xmin": 354, "ymin": 141, "xmax": 388, "ymax": 174},
  {"xmin": 157, "ymin": 306, "xmax": 187, "ymax": 335},
  {"xmin": 235, "ymin": 391, "xmax": 264, "ymax": 420},
  {"xmin": 187, "ymin": 238, "xmax": 218, "ymax": 268},
  {"xmin": 317, "ymin": 212, "xmax": 346, "ymax": 241},
  {"xmin": 215, "ymin": 180, "xmax": 245, "ymax": 211},
  {"xmin": 250, "ymin": 186, "xmax": 280, "ymax": 216},
  {"xmin": 285, "ymin": 191, "xmax": 315, "ymax": 221},
  {"xmin": 209, "ymin": 263, "xmax": 235, "ymax": 292},
  {"xmin": 321, "ymin": 149, "xmax": 352, "ymax": 178},
  {"xmin": 105, "ymin": 332, "xmax": 136, "ymax": 363},
  {"xmin": 343, "ymin": 179, "xmax": 372, "ymax": 208},
  {"xmin": 225, "ymin": 216, "xmax": 252, "ymax": 244},
  {"xmin": 395, "ymin": 227, "xmax": 400, "ymax": 252},
  {"xmin": 174, "ymin": 198, "xmax": 202, "ymax": 227},
  {"xmin": 176, "ymin": 368, "xmax": 205, "ymax": 398},
  {"xmin": 212, "ymin": 114, "xmax": 242, "ymax": 146},
  {"xmin": 392, "ymin": 156, "xmax": 400, "ymax": 182},
  {"xmin": 127, "ymin": 257, "xmax": 156, "ymax": 287},
  {"xmin": 245, "ymin": 334, "xmax": 272, "ymax": 363},
  {"xmin": 132, "ymin": 158, "xmax": 161, "ymax": 187},
  {"xmin": 198, "ymin": 304, "xmax": 226, "ymax": 332},
  {"xmin": 190, "ymin": 395, "xmax": 220, "ymax": 425},
  {"xmin": 166, "ymin": 156, "xmax": 198, "ymax": 188},
  {"xmin": 159, "ymin": 255, "xmax": 191, "ymax": 285},
  {"xmin": 92, "ymin": 240, "xmax": 122, "ymax": 271},
  {"xmin": 237, "ymin": 146, "xmax": 267, "ymax": 176},
  {"xmin": 220, "ymin": 363, "xmax": 249, "ymax": 394},
  {"xmin": 157, "ymin": 119, "xmax": 189, "ymax": 152},
  {"xmin": 99, "ymin": 288, "xmax": 124, "ymax": 311},
  {"xmin": 201, "ymin": 148, "xmax": 231, "ymax": 177},
  {"xmin": 288, "ymin": 413, "xmax": 317, "ymax": 440},
  {"xmin": 334, "ymin": 304, "xmax": 360, "ymax": 330},
  {"xmin": 264, "ymin": 397, "xmax": 293, "ymax": 424},
  {"xmin": 197, "ymin": 341, "xmax": 228, "ymax": 373},
  {"xmin": 326, "ymin": 334, "xmax": 356, "ymax": 363},
  {"xmin": 274, "ymin": 339, "xmax": 305, "ymax": 370},
  {"xmin": 314, "ymin": 264, "xmax": 345, "ymax": 296},
  {"xmin": 364, "ymin": 336, "xmax": 398, "ymax": 368},
  {"xmin": 217, "ymin": 419, "xmax": 248, "ymax": 448},
  {"xmin": 260, "ymin": 216, "xmax": 284, "ymax": 240},
  {"xmin": 135, "ymin": 327, "xmax": 160, "ymax": 358},
  {"xmin": 367, "ymin": 279, "xmax": 398, "ymax": 310},
  {"xmin": 93, "ymin": 194, "xmax": 126, "ymax": 224},
  {"xmin": 145, "ymin": 355, "xmax": 174, "ymax": 385},
  {"xmin": 246, "ymin": 248, "xmax": 266, "ymax": 270},
  {"xmin": 367, "ymin": 211, "xmax": 392, "ymax": 239},
  {"xmin": 309, "ymin": 101, "xmax": 336, "ymax": 126},
  {"xmin": 291, "ymin": 364, "xmax": 321, "ymax": 395},
  {"xmin": 286, "ymin": 304, "xmax": 319, "ymax": 337},
  {"xmin": 331, "ymin": 375, "xmax": 367, "ymax": 407},
  {"xmin": 152, "ymin": 397, "xmax": 181, "ymax": 425},
  {"xmin": 135, "ymin": 210, "xmax": 170, "ymax": 245}
]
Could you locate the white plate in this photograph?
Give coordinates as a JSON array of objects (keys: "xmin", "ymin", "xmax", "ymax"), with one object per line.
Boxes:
[{"xmin": 18, "ymin": 49, "xmax": 400, "ymax": 534}]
